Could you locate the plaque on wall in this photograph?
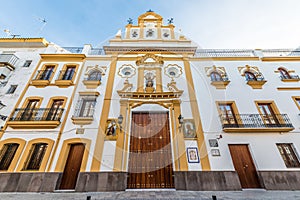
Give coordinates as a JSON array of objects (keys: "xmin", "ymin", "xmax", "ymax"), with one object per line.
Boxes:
[{"xmin": 187, "ymin": 147, "xmax": 200, "ymax": 163}]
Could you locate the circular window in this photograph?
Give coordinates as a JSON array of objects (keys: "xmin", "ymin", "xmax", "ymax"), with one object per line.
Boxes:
[{"xmin": 118, "ymin": 65, "xmax": 136, "ymax": 78}]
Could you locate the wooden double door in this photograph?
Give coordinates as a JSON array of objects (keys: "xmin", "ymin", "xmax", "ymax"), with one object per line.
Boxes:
[
  {"xmin": 229, "ymin": 144, "xmax": 262, "ymax": 188},
  {"xmin": 127, "ymin": 112, "xmax": 174, "ymax": 189}
]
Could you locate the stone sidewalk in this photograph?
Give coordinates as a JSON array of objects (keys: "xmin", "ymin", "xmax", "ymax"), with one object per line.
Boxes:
[{"xmin": 1, "ymin": 190, "xmax": 300, "ymax": 200}]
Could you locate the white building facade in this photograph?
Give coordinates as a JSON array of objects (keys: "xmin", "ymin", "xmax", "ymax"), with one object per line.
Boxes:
[{"xmin": 0, "ymin": 11, "xmax": 299, "ymax": 192}]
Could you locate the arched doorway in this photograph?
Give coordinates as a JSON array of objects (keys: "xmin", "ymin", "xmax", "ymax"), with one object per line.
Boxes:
[{"xmin": 127, "ymin": 104, "xmax": 175, "ymax": 189}]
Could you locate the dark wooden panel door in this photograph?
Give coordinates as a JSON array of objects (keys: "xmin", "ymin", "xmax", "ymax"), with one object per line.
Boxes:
[
  {"xmin": 59, "ymin": 143, "xmax": 85, "ymax": 190},
  {"xmin": 127, "ymin": 112, "xmax": 174, "ymax": 189},
  {"xmin": 229, "ymin": 144, "xmax": 262, "ymax": 188}
]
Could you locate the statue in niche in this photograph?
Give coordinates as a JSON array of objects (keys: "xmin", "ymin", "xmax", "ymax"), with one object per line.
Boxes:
[{"xmin": 145, "ymin": 77, "xmax": 155, "ymax": 93}]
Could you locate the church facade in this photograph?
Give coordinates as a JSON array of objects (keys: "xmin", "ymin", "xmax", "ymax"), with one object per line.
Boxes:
[{"xmin": 0, "ymin": 11, "xmax": 300, "ymax": 192}]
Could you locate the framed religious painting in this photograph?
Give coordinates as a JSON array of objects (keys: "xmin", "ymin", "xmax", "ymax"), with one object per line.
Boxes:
[
  {"xmin": 105, "ymin": 119, "xmax": 118, "ymax": 140},
  {"xmin": 183, "ymin": 119, "xmax": 197, "ymax": 139},
  {"xmin": 187, "ymin": 147, "xmax": 200, "ymax": 163}
]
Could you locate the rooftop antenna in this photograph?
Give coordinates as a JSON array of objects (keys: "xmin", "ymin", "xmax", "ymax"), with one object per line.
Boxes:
[
  {"xmin": 3, "ymin": 29, "xmax": 21, "ymax": 38},
  {"xmin": 34, "ymin": 15, "xmax": 47, "ymax": 36}
]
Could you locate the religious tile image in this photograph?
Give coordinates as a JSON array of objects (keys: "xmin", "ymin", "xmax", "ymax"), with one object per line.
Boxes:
[
  {"xmin": 187, "ymin": 147, "xmax": 200, "ymax": 163},
  {"xmin": 183, "ymin": 119, "xmax": 197, "ymax": 139},
  {"xmin": 105, "ymin": 119, "xmax": 117, "ymax": 140}
]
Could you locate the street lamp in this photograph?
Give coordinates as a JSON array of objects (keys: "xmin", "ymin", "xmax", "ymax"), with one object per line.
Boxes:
[{"xmin": 178, "ymin": 114, "xmax": 184, "ymax": 125}]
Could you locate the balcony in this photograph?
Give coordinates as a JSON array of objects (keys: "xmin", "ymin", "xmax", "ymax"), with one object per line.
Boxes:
[
  {"xmin": 71, "ymin": 108, "xmax": 94, "ymax": 125},
  {"xmin": 55, "ymin": 70, "xmax": 76, "ymax": 87},
  {"xmin": 7, "ymin": 108, "xmax": 64, "ymax": 129},
  {"xmin": 220, "ymin": 114, "xmax": 294, "ymax": 132},
  {"xmin": 31, "ymin": 70, "xmax": 54, "ymax": 87},
  {"xmin": 280, "ymin": 75, "xmax": 300, "ymax": 82},
  {"xmin": 82, "ymin": 77, "xmax": 101, "ymax": 89},
  {"xmin": 0, "ymin": 54, "xmax": 19, "ymax": 70},
  {"xmin": 246, "ymin": 75, "xmax": 267, "ymax": 89},
  {"xmin": 210, "ymin": 75, "xmax": 230, "ymax": 89}
]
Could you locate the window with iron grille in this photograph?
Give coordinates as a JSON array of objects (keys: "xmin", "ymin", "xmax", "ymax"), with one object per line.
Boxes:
[
  {"xmin": 6, "ymin": 85, "xmax": 17, "ymax": 94},
  {"xmin": 23, "ymin": 143, "xmax": 48, "ymax": 170},
  {"xmin": 23, "ymin": 60, "xmax": 32, "ymax": 67},
  {"xmin": 0, "ymin": 143, "xmax": 19, "ymax": 170},
  {"xmin": 277, "ymin": 143, "xmax": 300, "ymax": 168},
  {"xmin": 74, "ymin": 96, "xmax": 97, "ymax": 118}
]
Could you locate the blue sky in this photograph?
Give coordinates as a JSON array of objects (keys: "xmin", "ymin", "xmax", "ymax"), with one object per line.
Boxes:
[{"xmin": 1, "ymin": 0, "xmax": 300, "ymax": 49}]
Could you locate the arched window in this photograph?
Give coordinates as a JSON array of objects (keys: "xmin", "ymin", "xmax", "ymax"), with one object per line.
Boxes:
[
  {"xmin": 245, "ymin": 71, "xmax": 257, "ymax": 81},
  {"xmin": 278, "ymin": 67, "xmax": 291, "ymax": 79},
  {"xmin": 210, "ymin": 71, "xmax": 223, "ymax": 81},
  {"xmin": 87, "ymin": 70, "xmax": 101, "ymax": 81},
  {"xmin": 0, "ymin": 143, "xmax": 19, "ymax": 170}
]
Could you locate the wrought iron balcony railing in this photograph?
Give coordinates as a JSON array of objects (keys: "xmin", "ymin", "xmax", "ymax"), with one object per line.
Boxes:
[
  {"xmin": 210, "ymin": 75, "xmax": 229, "ymax": 82},
  {"xmin": 0, "ymin": 54, "xmax": 19, "ymax": 69},
  {"xmin": 9, "ymin": 108, "xmax": 64, "ymax": 121},
  {"xmin": 33, "ymin": 70, "xmax": 54, "ymax": 80},
  {"xmin": 56, "ymin": 70, "xmax": 76, "ymax": 81},
  {"xmin": 194, "ymin": 49, "xmax": 257, "ymax": 57},
  {"xmin": 280, "ymin": 75, "xmax": 300, "ymax": 80},
  {"xmin": 62, "ymin": 47, "xmax": 83, "ymax": 53},
  {"xmin": 262, "ymin": 49, "xmax": 300, "ymax": 57},
  {"xmin": 220, "ymin": 114, "xmax": 293, "ymax": 129},
  {"xmin": 73, "ymin": 107, "xmax": 95, "ymax": 118},
  {"xmin": 88, "ymin": 48, "xmax": 105, "ymax": 55},
  {"xmin": 245, "ymin": 74, "xmax": 265, "ymax": 81}
]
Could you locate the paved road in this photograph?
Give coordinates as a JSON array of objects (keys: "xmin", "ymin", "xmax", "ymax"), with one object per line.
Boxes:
[{"xmin": 1, "ymin": 190, "xmax": 300, "ymax": 200}]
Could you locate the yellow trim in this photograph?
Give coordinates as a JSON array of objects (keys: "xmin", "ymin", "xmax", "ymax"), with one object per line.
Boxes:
[
  {"xmin": 41, "ymin": 54, "xmax": 85, "ymax": 61},
  {"xmin": 246, "ymin": 80, "xmax": 267, "ymax": 89},
  {"xmin": 78, "ymin": 91, "xmax": 100, "ymax": 96},
  {"xmin": 71, "ymin": 117, "xmax": 94, "ymax": 125},
  {"xmin": 255, "ymin": 100, "xmax": 280, "ymax": 115},
  {"xmin": 31, "ymin": 63, "xmax": 59, "ymax": 87},
  {"xmin": 46, "ymin": 96, "xmax": 68, "ymax": 109},
  {"xmin": 82, "ymin": 80, "xmax": 101, "ymax": 89},
  {"xmin": 46, "ymin": 60, "xmax": 86, "ymax": 172},
  {"xmin": 211, "ymin": 81, "xmax": 231, "ymax": 89},
  {"xmin": 0, "ymin": 38, "xmax": 49, "ymax": 46},
  {"xmin": 292, "ymin": 96, "xmax": 300, "ymax": 110},
  {"xmin": 216, "ymin": 101, "xmax": 239, "ymax": 115},
  {"xmin": 254, "ymin": 100, "xmax": 287, "ymax": 127},
  {"xmin": 16, "ymin": 138, "xmax": 54, "ymax": 172},
  {"xmin": 262, "ymin": 57, "xmax": 300, "ymax": 62},
  {"xmin": 216, "ymin": 101, "xmax": 241, "ymax": 127},
  {"xmin": 184, "ymin": 59, "xmax": 210, "ymax": 170},
  {"xmin": 55, "ymin": 63, "xmax": 79, "ymax": 87},
  {"xmin": 277, "ymin": 87, "xmax": 300, "ymax": 91},
  {"xmin": 173, "ymin": 100, "xmax": 188, "ymax": 171},
  {"xmin": 6, "ymin": 121, "xmax": 61, "ymax": 129},
  {"xmin": 91, "ymin": 57, "xmax": 118, "ymax": 171},
  {"xmin": 1, "ymin": 57, "xmax": 43, "ymax": 138},
  {"xmin": 113, "ymin": 100, "xmax": 128, "ymax": 171},
  {"xmin": 54, "ymin": 138, "xmax": 91, "ymax": 172},
  {"xmin": 21, "ymin": 96, "xmax": 43, "ymax": 109},
  {"xmin": 0, "ymin": 138, "xmax": 26, "ymax": 172}
]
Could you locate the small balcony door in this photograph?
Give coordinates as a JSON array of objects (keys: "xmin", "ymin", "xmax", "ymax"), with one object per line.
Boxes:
[
  {"xmin": 21, "ymin": 100, "xmax": 40, "ymax": 120},
  {"xmin": 62, "ymin": 67, "xmax": 76, "ymax": 80},
  {"xmin": 42, "ymin": 66, "xmax": 54, "ymax": 80},
  {"xmin": 47, "ymin": 99, "xmax": 64, "ymax": 120},
  {"xmin": 219, "ymin": 103, "xmax": 238, "ymax": 127},
  {"xmin": 257, "ymin": 103, "xmax": 279, "ymax": 126}
]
